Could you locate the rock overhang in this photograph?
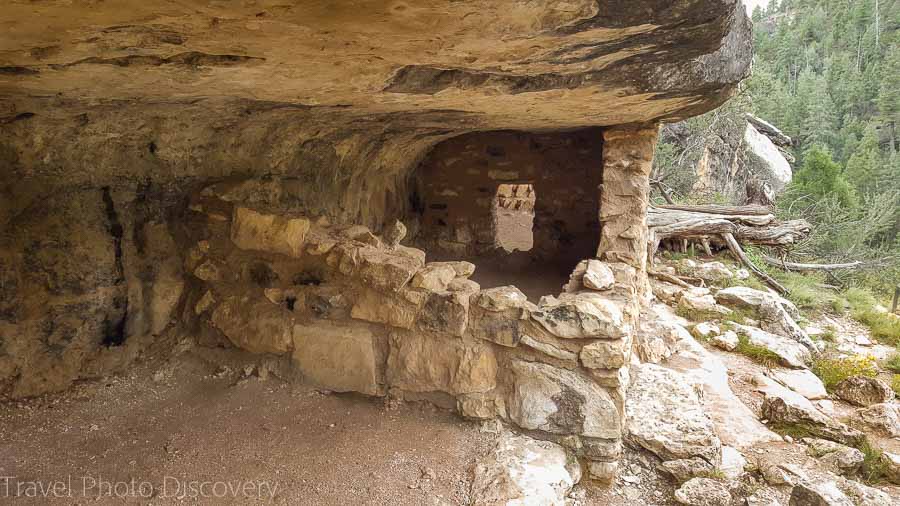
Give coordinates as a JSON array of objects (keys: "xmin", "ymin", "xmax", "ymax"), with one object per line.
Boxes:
[{"xmin": 1, "ymin": 0, "xmax": 751, "ymax": 136}]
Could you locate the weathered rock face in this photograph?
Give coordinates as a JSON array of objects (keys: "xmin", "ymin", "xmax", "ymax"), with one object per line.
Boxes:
[
  {"xmin": 626, "ymin": 364, "xmax": 723, "ymax": 477},
  {"xmin": 686, "ymin": 112, "xmax": 794, "ymax": 206},
  {"xmin": 470, "ymin": 433, "xmax": 581, "ymax": 506}
]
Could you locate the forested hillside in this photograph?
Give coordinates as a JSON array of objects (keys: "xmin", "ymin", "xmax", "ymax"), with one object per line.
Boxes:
[{"xmin": 655, "ymin": 0, "xmax": 900, "ymax": 296}]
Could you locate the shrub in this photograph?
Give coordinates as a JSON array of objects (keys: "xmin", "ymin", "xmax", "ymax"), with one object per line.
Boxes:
[
  {"xmin": 735, "ymin": 336, "xmax": 782, "ymax": 367},
  {"xmin": 819, "ymin": 328, "xmax": 838, "ymax": 342},
  {"xmin": 843, "ymin": 287, "xmax": 900, "ymax": 345},
  {"xmin": 811, "ymin": 355, "xmax": 879, "ymax": 391},
  {"xmin": 886, "ymin": 355, "xmax": 900, "ymax": 374},
  {"xmin": 859, "ymin": 439, "xmax": 889, "ymax": 483},
  {"xmin": 852, "ymin": 310, "xmax": 900, "ymax": 346}
]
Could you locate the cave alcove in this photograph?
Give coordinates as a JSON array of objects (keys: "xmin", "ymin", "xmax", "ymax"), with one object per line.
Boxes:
[{"xmin": 408, "ymin": 128, "xmax": 603, "ymax": 301}]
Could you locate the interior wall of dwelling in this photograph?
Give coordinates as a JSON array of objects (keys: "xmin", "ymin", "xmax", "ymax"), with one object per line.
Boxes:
[{"xmin": 408, "ymin": 128, "xmax": 603, "ymax": 299}]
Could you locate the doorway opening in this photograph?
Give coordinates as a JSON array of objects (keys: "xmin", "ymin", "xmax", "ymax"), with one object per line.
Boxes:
[{"xmin": 492, "ymin": 184, "xmax": 535, "ymax": 253}]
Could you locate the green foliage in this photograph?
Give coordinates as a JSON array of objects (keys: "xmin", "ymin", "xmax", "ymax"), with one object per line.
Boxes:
[
  {"xmin": 892, "ymin": 374, "xmax": 900, "ymax": 396},
  {"xmin": 885, "ymin": 354, "xmax": 900, "ymax": 373},
  {"xmin": 675, "ymin": 305, "xmax": 725, "ymax": 323},
  {"xmin": 819, "ymin": 327, "xmax": 838, "ymax": 342},
  {"xmin": 844, "ymin": 287, "xmax": 900, "ymax": 345},
  {"xmin": 844, "ymin": 126, "xmax": 882, "ymax": 195},
  {"xmin": 768, "ymin": 422, "xmax": 815, "ymax": 441},
  {"xmin": 859, "ymin": 439, "xmax": 889, "ymax": 483},
  {"xmin": 850, "ymin": 309, "xmax": 900, "ymax": 346},
  {"xmin": 811, "ymin": 355, "xmax": 879, "ymax": 391},
  {"xmin": 735, "ymin": 335, "xmax": 782, "ymax": 367},
  {"xmin": 723, "ymin": 307, "xmax": 759, "ymax": 326},
  {"xmin": 746, "ymin": 0, "xmax": 900, "ymax": 298},
  {"xmin": 789, "ymin": 146, "xmax": 857, "ymax": 208}
]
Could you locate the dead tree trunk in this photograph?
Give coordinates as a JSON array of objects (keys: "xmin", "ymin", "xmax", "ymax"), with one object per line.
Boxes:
[{"xmin": 647, "ymin": 205, "xmax": 810, "ymax": 295}]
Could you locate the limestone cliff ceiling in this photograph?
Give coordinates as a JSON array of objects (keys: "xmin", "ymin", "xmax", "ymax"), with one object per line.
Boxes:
[{"xmin": 1, "ymin": 0, "xmax": 751, "ymax": 129}]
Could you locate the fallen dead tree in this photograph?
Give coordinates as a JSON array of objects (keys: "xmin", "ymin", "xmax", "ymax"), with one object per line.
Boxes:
[
  {"xmin": 759, "ymin": 255, "xmax": 863, "ymax": 272},
  {"xmin": 648, "ymin": 204, "xmax": 811, "ymax": 295}
]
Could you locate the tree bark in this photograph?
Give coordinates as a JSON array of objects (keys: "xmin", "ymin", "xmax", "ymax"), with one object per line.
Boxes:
[
  {"xmin": 760, "ymin": 255, "xmax": 864, "ymax": 271},
  {"xmin": 723, "ymin": 233, "xmax": 788, "ymax": 295}
]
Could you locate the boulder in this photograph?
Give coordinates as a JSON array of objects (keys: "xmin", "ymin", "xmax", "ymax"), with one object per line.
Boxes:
[
  {"xmin": 626, "ymin": 363, "xmax": 721, "ymax": 467},
  {"xmin": 468, "ymin": 286, "xmax": 534, "ymax": 347},
  {"xmin": 580, "ymin": 338, "xmax": 629, "ymax": 370},
  {"xmin": 382, "ymin": 220, "xmax": 406, "ymax": 248},
  {"xmin": 652, "ymin": 279, "xmax": 686, "ymax": 305},
  {"xmin": 351, "ymin": 288, "xmax": 423, "ymax": 330},
  {"xmin": 732, "ymin": 324, "xmax": 810, "ymax": 369},
  {"xmin": 692, "ymin": 322, "xmax": 720, "ymax": 340},
  {"xmin": 341, "ymin": 224, "xmax": 380, "ymax": 246},
  {"xmin": 387, "ymin": 331, "xmax": 496, "ymax": 395},
  {"xmin": 832, "ymin": 376, "xmax": 894, "ymax": 407},
  {"xmin": 835, "ymin": 476, "xmax": 893, "ymax": 505},
  {"xmin": 802, "ymin": 438, "xmax": 864, "ymax": 475},
  {"xmin": 669, "ymin": 334, "xmax": 781, "ymax": 449},
  {"xmin": 563, "ymin": 258, "xmax": 613, "ymax": 293},
  {"xmin": 457, "ymin": 392, "xmax": 507, "ymax": 420},
  {"xmin": 849, "ymin": 403, "xmax": 900, "ymax": 437},
  {"xmin": 759, "ymin": 457, "xmax": 810, "ymax": 486},
  {"xmin": 210, "ymin": 296, "xmax": 292, "ymax": 354},
  {"xmin": 680, "ymin": 288, "xmax": 731, "ymax": 315},
  {"xmin": 711, "ymin": 330, "xmax": 739, "ymax": 351},
  {"xmin": 674, "ymin": 478, "xmax": 732, "ymax": 506},
  {"xmin": 448, "ymin": 277, "xmax": 480, "ymax": 294},
  {"xmin": 417, "ymin": 290, "xmax": 469, "ymax": 336},
  {"xmin": 720, "ymin": 446, "xmax": 747, "ymax": 480},
  {"xmin": 355, "ymin": 247, "xmax": 422, "ymax": 292},
  {"xmin": 292, "ymin": 322, "xmax": 379, "ymax": 396},
  {"xmin": 393, "ymin": 245, "xmax": 427, "ymax": 265},
  {"xmin": 519, "ymin": 334, "xmax": 578, "ymax": 364},
  {"xmin": 634, "ymin": 303, "xmax": 692, "ymax": 363},
  {"xmin": 715, "ymin": 287, "xmax": 816, "ymax": 352},
  {"xmin": 582, "ymin": 259, "xmax": 615, "ymax": 291},
  {"xmin": 429, "ymin": 260, "xmax": 475, "ymax": 278},
  {"xmin": 693, "ymin": 262, "xmax": 734, "ymax": 282},
  {"xmin": 410, "ymin": 262, "xmax": 457, "ymax": 292},
  {"xmin": 883, "ymin": 451, "xmax": 900, "ymax": 485},
  {"xmin": 744, "ymin": 122, "xmax": 793, "ymax": 197},
  {"xmin": 756, "ymin": 376, "xmax": 864, "ymax": 447},
  {"xmin": 771, "ymin": 369, "xmax": 828, "ymax": 401},
  {"xmin": 470, "ymin": 433, "xmax": 581, "ymax": 506},
  {"xmin": 789, "ymin": 481, "xmax": 854, "ymax": 506},
  {"xmin": 507, "ymin": 360, "xmax": 620, "ymax": 439},
  {"xmin": 661, "ymin": 458, "xmax": 717, "ymax": 483},
  {"xmin": 789, "ymin": 475, "xmax": 891, "ymax": 506},
  {"xmin": 230, "ymin": 207, "xmax": 310, "ymax": 258},
  {"xmin": 532, "ymin": 292, "xmax": 628, "ymax": 340}
]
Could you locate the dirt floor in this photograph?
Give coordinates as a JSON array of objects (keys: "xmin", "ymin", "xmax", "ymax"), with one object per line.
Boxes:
[
  {"xmin": 0, "ymin": 346, "xmax": 497, "ymax": 505},
  {"xmin": 469, "ymin": 256, "xmax": 573, "ymax": 302}
]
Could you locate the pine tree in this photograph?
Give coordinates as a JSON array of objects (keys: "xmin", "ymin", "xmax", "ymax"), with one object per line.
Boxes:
[
  {"xmin": 845, "ymin": 125, "xmax": 883, "ymax": 195},
  {"xmin": 792, "ymin": 145, "xmax": 857, "ymax": 208}
]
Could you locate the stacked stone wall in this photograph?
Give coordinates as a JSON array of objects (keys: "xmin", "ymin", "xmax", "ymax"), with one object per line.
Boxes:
[
  {"xmin": 413, "ymin": 129, "xmax": 602, "ymax": 265},
  {"xmin": 183, "ymin": 162, "xmax": 651, "ymax": 480}
]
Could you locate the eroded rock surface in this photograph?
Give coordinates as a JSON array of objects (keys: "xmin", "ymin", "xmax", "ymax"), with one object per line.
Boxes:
[
  {"xmin": 470, "ymin": 433, "xmax": 581, "ymax": 506},
  {"xmin": 626, "ymin": 364, "xmax": 722, "ymax": 474}
]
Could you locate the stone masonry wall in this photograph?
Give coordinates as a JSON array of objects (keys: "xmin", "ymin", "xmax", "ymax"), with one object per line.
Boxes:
[
  {"xmin": 183, "ymin": 161, "xmax": 646, "ymax": 481},
  {"xmin": 412, "ymin": 129, "xmax": 602, "ymax": 266}
]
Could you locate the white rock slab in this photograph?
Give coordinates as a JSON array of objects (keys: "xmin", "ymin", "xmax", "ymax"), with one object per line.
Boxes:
[{"xmin": 470, "ymin": 433, "xmax": 581, "ymax": 506}]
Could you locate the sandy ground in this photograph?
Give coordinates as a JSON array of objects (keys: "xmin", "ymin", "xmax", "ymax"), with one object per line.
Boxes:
[{"xmin": 0, "ymin": 347, "xmax": 496, "ymax": 505}]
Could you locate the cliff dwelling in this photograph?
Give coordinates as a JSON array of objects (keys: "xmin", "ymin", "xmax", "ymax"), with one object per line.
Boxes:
[{"xmin": 0, "ymin": 0, "xmax": 755, "ymax": 503}]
